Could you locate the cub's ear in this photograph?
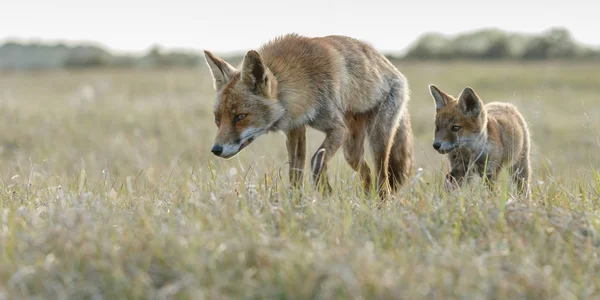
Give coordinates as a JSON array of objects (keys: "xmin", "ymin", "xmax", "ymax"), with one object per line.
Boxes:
[
  {"xmin": 241, "ymin": 50, "xmax": 270, "ymax": 92},
  {"xmin": 429, "ymin": 84, "xmax": 453, "ymax": 111},
  {"xmin": 203, "ymin": 50, "xmax": 237, "ymax": 91},
  {"xmin": 457, "ymin": 87, "xmax": 483, "ymax": 117}
]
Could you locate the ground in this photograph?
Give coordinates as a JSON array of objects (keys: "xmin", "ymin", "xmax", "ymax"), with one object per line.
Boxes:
[{"xmin": 0, "ymin": 61, "xmax": 599, "ymax": 299}]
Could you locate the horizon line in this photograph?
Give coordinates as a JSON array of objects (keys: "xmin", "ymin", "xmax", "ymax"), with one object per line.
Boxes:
[{"xmin": 2, "ymin": 26, "xmax": 598, "ymax": 57}]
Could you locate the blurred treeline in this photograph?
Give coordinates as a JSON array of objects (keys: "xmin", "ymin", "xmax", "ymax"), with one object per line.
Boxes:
[
  {"xmin": 1, "ymin": 27, "xmax": 598, "ymax": 71},
  {"xmin": 0, "ymin": 44, "xmax": 201, "ymax": 71},
  {"xmin": 400, "ymin": 27, "xmax": 600, "ymax": 61}
]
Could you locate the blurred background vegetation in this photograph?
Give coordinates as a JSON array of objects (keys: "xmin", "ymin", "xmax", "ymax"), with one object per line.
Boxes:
[
  {"xmin": 400, "ymin": 27, "xmax": 600, "ymax": 61},
  {"xmin": 1, "ymin": 27, "xmax": 598, "ymax": 71}
]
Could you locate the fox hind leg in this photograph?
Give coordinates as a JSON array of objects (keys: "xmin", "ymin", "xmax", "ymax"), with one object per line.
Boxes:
[
  {"xmin": 515, "ymin": 132, "xmax": 532, "ymax": 197},
  {"xmin": 511, "ymin": 155, "xmax": 531, "ymax": 197},
  {"xmin": 343, "ymin": 112, "xmax": 373, "ymax": 194},
  {"xmin": 387, "ymin": 112, "xmax": 414, "ymax": 191},
  {"xmin": 367, "ymin": 81, "xmax": 405, "ymax": 198}
]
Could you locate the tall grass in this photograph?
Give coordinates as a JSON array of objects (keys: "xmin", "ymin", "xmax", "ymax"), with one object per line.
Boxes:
[{"xmin": 0, "ymin": 62, "xmax": 599, "ymax": 299}]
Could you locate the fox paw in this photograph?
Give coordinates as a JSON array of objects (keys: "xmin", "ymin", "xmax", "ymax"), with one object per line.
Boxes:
[{"xmin": 444, "ymin": 173, "xmax": 459, "ymax": 190}]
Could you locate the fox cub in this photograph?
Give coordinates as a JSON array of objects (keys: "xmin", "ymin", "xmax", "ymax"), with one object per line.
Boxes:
[{"xmin": 428, "ymin": 85, "xmax": 531, "ymax": 194}]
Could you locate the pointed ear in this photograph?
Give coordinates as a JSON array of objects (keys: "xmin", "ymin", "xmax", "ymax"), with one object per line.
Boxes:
[
  {"xmin": 241, "ymin": 50, "xmax": 268, "ymax": 91},
  {"xmin": 429, "ymin": 84, "xmax": 453, "ymax": 111},
  {"xmin": 203, "ymin": 50, "xmax": 236, "ymax": 90},
  {"xmin": 458, "ymin": 87, "xmax": 483, "ymax": 117}
]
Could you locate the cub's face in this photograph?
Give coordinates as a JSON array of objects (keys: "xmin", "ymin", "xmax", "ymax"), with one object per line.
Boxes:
[{"xmin": 429, "ymin": 85, "xmax": 487, "ymax": 154}]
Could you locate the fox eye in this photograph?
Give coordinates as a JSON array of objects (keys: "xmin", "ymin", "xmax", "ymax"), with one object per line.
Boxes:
[
  {"xmin": 234, "ymin": 114, "xmax": 247, "ymax": 123},
  {"xmin": 451, "ymin": 125, "xmax": 461, "ymax": 132},
  {"xmin": 214, "ymin": 115, "xmax": 220, "ymax": 126}
]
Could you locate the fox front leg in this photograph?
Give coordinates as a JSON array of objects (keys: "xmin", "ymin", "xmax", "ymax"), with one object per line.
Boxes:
[
  {"xmin": 476, "ymin": 161, "xmax": 499, "ymax": 191},
  {"xmin": 445, "ymin": 164, "xmax": 467, "ymax": 190},
  {"xmin": 445, "ymin": 172, "xmax": 460, "ymax": 190},
  {"xmin": 310, "ymin": 124, "xmax": 346, "ymax": 195},
  {"xmin": 311, "ymin": 148, "xmax": 330, "ymax": 193},
  {"xmin": 285, "ymin": 126, "xmax": 307, "ymax": 188}
]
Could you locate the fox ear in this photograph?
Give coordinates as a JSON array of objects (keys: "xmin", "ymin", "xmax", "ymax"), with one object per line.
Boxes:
[
  {"xmin": 429, "ymin": 84, "xmax": 452, "ymax": 111},
  {"xmin": 241, "ymin": 50, "xmax": 269, "ymax": 92},
  {"xmin": 458, "ymin": 87, "xmax": 483, "ymax": 117},
  {"xmin": 203, "ymin": 50, "xmax": 237, "ymax": 91}
]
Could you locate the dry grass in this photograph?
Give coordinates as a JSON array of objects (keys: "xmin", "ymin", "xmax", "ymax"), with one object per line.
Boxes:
[{"xmin": 0, "ymin": 61, "xmax": 599, "ymax": 299}]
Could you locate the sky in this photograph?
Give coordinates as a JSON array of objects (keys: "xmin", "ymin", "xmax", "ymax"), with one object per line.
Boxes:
[{"xmin": 1, "ymin": 0, "xmax": 597, "ymax": 55}]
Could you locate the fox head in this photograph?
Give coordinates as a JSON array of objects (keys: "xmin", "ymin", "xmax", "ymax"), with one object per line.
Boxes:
[
  {"xmin": 203, "ymin": 50, "xmax": 284, "ymax": 159},
  {"xmin": 428, "ymin": 85, "xmax": 487, "ymax": 154}
]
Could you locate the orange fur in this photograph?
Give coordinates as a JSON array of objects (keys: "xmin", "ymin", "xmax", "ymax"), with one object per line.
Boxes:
[
  {"xmin": 204, "ymin": 34, "xmax": 414, "ymax": 198},
  {"xmin": 429, "ymin": 85, "xmax": 531, "ymax": 194}
]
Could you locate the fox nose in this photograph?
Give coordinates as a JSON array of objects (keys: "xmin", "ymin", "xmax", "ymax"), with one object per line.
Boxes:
[
  {"xmin": 211, "ymin": 145, "xmax": 223, "ymax": 156},
  {"xmin": 433, "ymin": 142, "xmax": 441, "ymax": 150}
]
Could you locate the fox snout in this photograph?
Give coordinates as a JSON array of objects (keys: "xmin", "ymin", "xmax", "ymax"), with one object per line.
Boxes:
[
  {"xmin": 211, "ymin": 143, "xmax": 240, "ymax": 159},
  {"xmin": 210, "ymin": 143, "xmax": 242, "ymax": 159},
  {"xmin": 211, "ymin": 136, "xmax": 257, "ymax": 159},
  {"xmin": 433, "ymin": 141, "xmax": 455, "ymax": 154},
  {"xmin": 211, "ymin": 145, "xmax": 223, "ymax": 156}
]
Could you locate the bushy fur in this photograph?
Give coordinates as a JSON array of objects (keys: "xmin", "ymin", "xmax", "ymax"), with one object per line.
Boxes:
[
  {"xmin": 429, "ymin": 85, "xmax": 531, "ymax": 194},
  {"xmin": 204, "ymin": 34, "xmax": 414, "ymax": 198}
]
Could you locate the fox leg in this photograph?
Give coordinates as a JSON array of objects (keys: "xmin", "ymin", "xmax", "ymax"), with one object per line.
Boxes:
[
  {"xmin": 513, "ymin": 136, "xmax": 532, "ymax": 196},
  {"xmin": 367, "ymin": 83, "xmax": 407, "ymax": 199},
  {"xmin": 285, "ymin": 126, "xmax": 306, "ymax": 188},
  {"xmin": 387, "ymin": 113, "xmax": 414, "ymax": 191},
  {"xmin": 511, "ymin": 156, "xmax": 531, "ymax": 196},
  {"xmin": 446, "ymin": 166, "xmax": 467, "ymax": 190},
  {"xmin": 311, "ymin": 122, "xmax": 347, "ymax": 194},
  {"xmin": 482, "ymin": 172, "xmax": 497, "ymax": 190},
  {"xmin": 343, "ymin": 112, "xmax": 372, "ymax": 193},
  {"xmin": 445, "ymin": 156, "xmax": 470, "ymax": 190},
  {"xmin": 477, "ymin": 161, "xmax": 500, "ymax": 192}
]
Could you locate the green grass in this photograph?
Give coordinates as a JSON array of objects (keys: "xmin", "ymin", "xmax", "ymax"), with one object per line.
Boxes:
[{"xmin": 0, "ymin": 61, "xmax": 599, "ymax": 299}]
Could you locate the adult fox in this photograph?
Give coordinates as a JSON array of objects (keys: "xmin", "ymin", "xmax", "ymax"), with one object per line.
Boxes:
[{"xmin": 203, "ymin": 34, "xmax": 413, "ymax": 197}]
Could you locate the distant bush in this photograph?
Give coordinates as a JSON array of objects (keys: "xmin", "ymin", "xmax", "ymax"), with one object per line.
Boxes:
[
  {"xmin": 138, "ymin": 46, "xmax": 201, "ymax": 69},
  {"xmin": 63, "ymin": 46, "xmax": 112, "ymax": 68},
  {"xmin": 0, "ymin": 42, "xmax": 203, "ymax": 71},
  {"xmin": 403, "ymin": 27, "xmax": 600, "ymax": 61}
]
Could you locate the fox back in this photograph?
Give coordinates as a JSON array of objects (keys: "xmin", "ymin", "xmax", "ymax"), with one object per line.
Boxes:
[{"xmin": 204, "ymin": 33, "xmax": 406, "ymax": 159}]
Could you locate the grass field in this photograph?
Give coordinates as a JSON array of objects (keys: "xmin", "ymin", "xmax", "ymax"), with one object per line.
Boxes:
[{"xmin": 0, "ymin": 61, "xmax": 599, "ymax": 299}]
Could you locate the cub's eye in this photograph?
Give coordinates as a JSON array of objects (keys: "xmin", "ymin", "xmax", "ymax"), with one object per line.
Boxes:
[
  {"xmin": 234, "ymin": 114, "xmax": 247, "ymax": 123},
  {"xmin": 214, "ymin": 115, "xmax": 220, "ymax": 126},
  {"xmin": 435, "ymin": 125, "xmax": 440, "ymax": 132},
  {"xmin": 451, "ymin": 125, "xmax": 461, "ymax": 132}
]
